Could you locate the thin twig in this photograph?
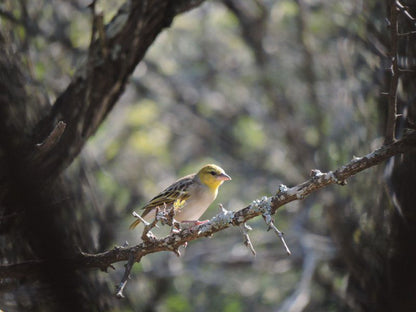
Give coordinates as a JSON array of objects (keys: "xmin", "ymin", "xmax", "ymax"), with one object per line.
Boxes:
[
  {"xmin": 239, "ymin": 223, "xmax": 256, "ymax": 256},
  {"xmin": 263, "ymin": 213, "xmax": 291, "ymax": 255},
  {"xmin": 385, "ymin": 0, "xmax": 400, "ymax": 144},
  {"xmin": 396, "ymin": 0, "xmax": 415, "ymax": 21},
  {"xmin": 115, "ymin": 252, "xmax": 137, "ymax": 299},
  {"xmin": 141, "ymin": 207, "xmax": 160, "ymax": 242},
  {"xmin": 132, "ymin": 211, "xmax": 150, "ymax": 226},
  {"xmin": 398, "ymin": 30, "xmax": 416, "ymax": 36}
]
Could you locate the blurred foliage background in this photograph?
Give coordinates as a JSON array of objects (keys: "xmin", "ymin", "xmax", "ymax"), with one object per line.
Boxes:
[{"xmin": 1, "ymin": 0, "xmax": 408, "ymax": 311}]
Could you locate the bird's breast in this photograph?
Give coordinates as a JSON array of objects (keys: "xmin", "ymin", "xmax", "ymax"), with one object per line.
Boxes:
[{"xmin": 174, "ymin": 185, "xmax": 216, "ymax": 221}]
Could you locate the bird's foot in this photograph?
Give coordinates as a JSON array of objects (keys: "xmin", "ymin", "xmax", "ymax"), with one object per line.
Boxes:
[
  {"xmin": 182, "ymin": 220, "xmax": 209, "ymax": 226},
  {"xmin": 170, "ymin": 218, "xmax": 181, "ymax": 233},
  {"xmin": 179, "ymin": 220, "xmax": 209, "ymax": 231}
]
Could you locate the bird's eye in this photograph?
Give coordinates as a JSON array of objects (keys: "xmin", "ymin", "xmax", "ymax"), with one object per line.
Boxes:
[{"xmin": 210, "ymin": 171, "xmax": 216, "ymax": 176}]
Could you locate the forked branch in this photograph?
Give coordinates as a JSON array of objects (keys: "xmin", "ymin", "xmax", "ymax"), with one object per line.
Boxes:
[{"xmin": 1, "ymin": 131, "xmax": 416, "ymax": 295}]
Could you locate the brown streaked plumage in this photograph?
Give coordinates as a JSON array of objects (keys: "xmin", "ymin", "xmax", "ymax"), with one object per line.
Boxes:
[{"xmin": 129, "ymin": 164, "xmax": 231, "ymax": 229}]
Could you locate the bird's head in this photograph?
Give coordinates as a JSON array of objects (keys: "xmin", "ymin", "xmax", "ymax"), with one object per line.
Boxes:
[{"xmin": 197, "ymin": 164, "xmax": 231, "ymax": 191}]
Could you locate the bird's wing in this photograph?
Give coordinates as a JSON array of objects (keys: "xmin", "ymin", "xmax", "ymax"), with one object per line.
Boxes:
[{"xmin": 141, "ymin": 174, "xmax": 195, "ymax": 217}]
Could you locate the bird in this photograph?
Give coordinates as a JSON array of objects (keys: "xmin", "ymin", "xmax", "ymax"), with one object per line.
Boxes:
[{"xmin": 129, "ymin": 164, "xmax": 231, "ymax": 229}]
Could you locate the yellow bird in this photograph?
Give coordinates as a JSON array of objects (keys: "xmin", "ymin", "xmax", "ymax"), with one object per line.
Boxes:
[{"xmin": 129, "ymin": 164, "xmax": 231, "ymax": 229}]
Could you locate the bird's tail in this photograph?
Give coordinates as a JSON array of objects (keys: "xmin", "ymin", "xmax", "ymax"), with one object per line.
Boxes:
[{"xmin": 129, "ymin": 218, "xmax": 141, "ymax": 230}]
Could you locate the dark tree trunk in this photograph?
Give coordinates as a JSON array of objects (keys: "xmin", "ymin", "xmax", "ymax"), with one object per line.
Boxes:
[
  {"xmin": 0, "ymin": 1, "xmax": 205, "ymax": 310},
  {"xmin": 383, "ymin": 1, "xmax": 416, "ymax": 310}
]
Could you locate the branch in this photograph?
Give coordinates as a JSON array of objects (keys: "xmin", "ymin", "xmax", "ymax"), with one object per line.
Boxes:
[
  {"xmin": 263, "ymin": 212, "xmax": 291, "ymax": 255},
  {"xmin": 239, "ymin": 222, "xmax": 256, "ymax": 256},
  {"xmin": 385, "ymin": 0, "xmax": 400, "ymax": 144},
  {"xmin": 396, "ymin": 0, "xmax": 415, "ymax": 22},
  {"xmin": 115, "ymin": 252, "xmax": 136, "ymax": 299},
  {"xmin": 222, "ymin": 0, "xmax": 268, "ymax": 65},
  {"xmin": 2, "ymin": 131, "xmax": 416, "ymax": 280},
  {"xmin": 30, "ymin": 0, "xmax": 207, "ymax": 182}
]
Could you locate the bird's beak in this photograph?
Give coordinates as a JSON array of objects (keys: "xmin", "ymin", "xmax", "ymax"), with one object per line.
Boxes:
[{"xmin": 217, "ymin": 173, "xmax": 231, "ymax": 181}]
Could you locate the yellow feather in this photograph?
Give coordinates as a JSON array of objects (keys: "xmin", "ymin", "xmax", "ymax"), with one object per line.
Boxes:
[{"xmin": 129, "ymin": 164, "xmax": 230, "ymax": 229}]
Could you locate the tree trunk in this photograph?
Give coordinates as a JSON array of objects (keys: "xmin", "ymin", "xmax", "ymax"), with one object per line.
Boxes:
[{"xmin": 0, "ymin": 1, "xmax": 205, "ymax": 310}]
